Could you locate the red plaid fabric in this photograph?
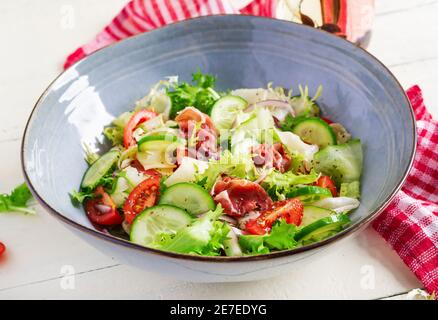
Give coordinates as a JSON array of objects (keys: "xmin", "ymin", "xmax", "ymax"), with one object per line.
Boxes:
[
  {"xmin": 373, "ymin": 86, "xmax": 438, "ymax": 295},
  {"xmin": 64, "ymin": 1, "xmax": 438, "ymax": 295}
]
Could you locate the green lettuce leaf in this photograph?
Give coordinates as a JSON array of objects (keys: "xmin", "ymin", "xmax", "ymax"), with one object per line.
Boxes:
[
  {"xmin": 69, "ymin": 190, "xmax": 94, "ymax": 207},
  {"xmin": 195, "ymin": 150, "xmax": 257, "ymax": 191},
  {"xmin": 103, "ymin": 111, "xmax": 133, "ymax": 146},
  {"xmin": 0, "ymin": 183, "xmax": 35, "ymax": 214},
  {"xmin": 167, "ymin": 70, "xmax": 220, "ymax": 118},
  {"xmin": 199, "ymin": 221, "xmax": 231, "ymax": 256},
  {"xmin": 239, "ymin": 220, "xmax": 298, "ymax": 255},
  {"xmin": 153, "ymin": 205, "xmax": 229, "ymax": 255},
  {"xmin": 263, "ymin": 169, "xmax": 319, "ymax": 200}
]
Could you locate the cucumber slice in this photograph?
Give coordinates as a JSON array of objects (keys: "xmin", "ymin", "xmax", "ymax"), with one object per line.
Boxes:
[
  {"xmin": 130, "ymin": 205, "xmax": 192, "ymax": 247},
  {"xmin": 110, "ymin": 176, "xmax": 129, "ymax": 207},
  {"xmin": 314, "ymin": 139, "xmax": 363, "ymax": 186},
  {"xmin": 137, "ymin": 135, "xmax": 183, "ymax": 170},
  {"xmin": 295, "ymin": 214, "xmax": 350, "ymax": 243},
  {"xmin": 292, "ymin": 117, "xmax": 337, "ymax": 148},
  {"xmin": 159, "ymin": 182, "xmax": 215, "ymax": 215},
  {"xmin": 287, "ymin": 186, "xmax": 332, "ymax": 203},
  {"xmin": 210, "ymin": 95, "xmax": 248, "ymax": 130},
  {"xmin": 137, "ymin": 134, "xmax": 179, "ymax": 152},
  {"xmin": 301, "ymin": 205, "xmax": 335, "ymax": 226},
  {"xmin": 81, "ymin": 150, "xmax": 120, "ymax": 190}
]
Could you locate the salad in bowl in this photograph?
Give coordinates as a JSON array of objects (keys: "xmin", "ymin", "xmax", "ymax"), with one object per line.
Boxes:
[{"xmin": 71, "ymin": 70, "xmax": 363, "ymax": 257}]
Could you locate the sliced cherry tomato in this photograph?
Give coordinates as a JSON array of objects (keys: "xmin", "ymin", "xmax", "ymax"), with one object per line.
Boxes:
[
  {"xmin": 316, "ymin": 175, "xmax": 337, "ymax": 196},
  {"xmin": 265, "ymin": 198, "xmax": 304, "ymax": 226},
  {"xmin": 0, "ymin": 242, "xmax": 5, "ymax": 257},
  {"xmin": 321, "ymin": 117, "xmax": 333, "ymax": 125},
  {"xmin": 245, "ymin": 198, "xmax": 304, "ymax": 235},
  {"xmin": 123, "ymin": 109, "xmax": 157, "ymax": 148},
  {"xmin": 245, "ymin": 219, "xmax": 267, "ymax": 235},
  {"xmin": 85, "ymin": 186, "xmax": 123, "ymax": 226},
  {"xmin": 123, "ymin": 175, "xmax": 160, "ymax": 224}
]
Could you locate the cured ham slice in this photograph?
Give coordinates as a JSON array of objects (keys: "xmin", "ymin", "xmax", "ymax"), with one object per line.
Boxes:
[{"xmin": 212, "ymin": 177, "xmax": 273, "ymax": 217}]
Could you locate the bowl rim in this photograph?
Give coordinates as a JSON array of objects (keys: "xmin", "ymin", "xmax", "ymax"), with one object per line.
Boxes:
[{"xmin": 21, "ymin": 14, "xmax": 417, "ymax": 263}]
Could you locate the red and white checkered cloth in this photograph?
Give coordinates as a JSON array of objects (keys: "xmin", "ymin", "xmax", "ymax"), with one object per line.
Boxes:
[
  {"xmin": 373, "ymin": 86, "xmax": 438, "ymax": 295},
  {"xmin": 64, "ymin": 0, "xmax": 438, "ymax": 295}
]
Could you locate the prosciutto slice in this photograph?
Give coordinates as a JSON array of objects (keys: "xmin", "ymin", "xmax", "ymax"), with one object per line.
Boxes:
[
  {"xmin": 251, "ymin": 143, "xmax": 291, "ymax": 173},
  {"xmin": 212, "ymin": 177, "xmax": 273, "ymax": 217},
  {"xmin": 175, "ymin": 107, "xmax": 219, "ymax": 161}
]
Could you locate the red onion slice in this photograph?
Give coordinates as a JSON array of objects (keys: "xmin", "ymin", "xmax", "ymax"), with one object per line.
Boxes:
[
  {"xmin": 95, "ymin": 204, "xmax": 112, "ymax": 213},
  {"xmin": 231, "ymin": 227, "xmax": 248, "ymax": 236},
  {"xmin": 237, "ymin": 211, "xmax": 261, "ymax": 230},
  {"xmin": 219, "ymin": 215, "xmax": 238, "ymax": 226}
]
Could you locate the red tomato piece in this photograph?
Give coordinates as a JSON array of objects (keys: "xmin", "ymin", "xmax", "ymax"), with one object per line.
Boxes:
[
  {"xmin": 251, "ymin": 143, "xmax": 291, "ymax": 173},
  {"xmin": 316, "ymin": 175, "xmax": 337, "ymax": 197},
  {"xmin": 245, "ymin": 198, "xmax": 304, "ymax": 235},
  {"xmin": 245, "ymin": 219, "xmax": 267, "ymax": 236},
  {"xmin": 123, "ymin": 109, "xmax": 157, "ymax": 148},
  {"xmin": 85, "ymin": 186, "xmax": 123, "ymax": 226},
  {"xmin": 321, "ymin": 117, "xmax": 333, "ymax": 124},
  {"xmin": 0, "ymin": 242, "xmax": 5, "ymax": 257},
  {"xmin": 123, "ymin": 175, "xmax": 160, "ymax": 224}
]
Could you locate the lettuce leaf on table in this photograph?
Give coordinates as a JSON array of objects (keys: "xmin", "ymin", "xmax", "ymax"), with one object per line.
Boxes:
[{"xmin": 0, "ymin": 183, "xmax": 35, "ymax": 214}]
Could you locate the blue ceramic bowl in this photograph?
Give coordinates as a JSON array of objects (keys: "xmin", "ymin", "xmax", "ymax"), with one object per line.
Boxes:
[{"xmin": 22, "ymin": 15, "xmax": 416, "ymax": 282}]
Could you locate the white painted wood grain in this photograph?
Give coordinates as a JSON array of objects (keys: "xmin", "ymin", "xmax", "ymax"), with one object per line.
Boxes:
[
  {"xmin": 375, "ymin": 0, "xmax": 438, "ymax": 16},
  {"xmin": 0, "ymin": 0, "xmax": 435, "ymax": 299},
  {"xmin": 0, "ymin": 0, "xmax": 127, "ymax": 142},
  {"xmin": 0, "ymin": 228, "xmax": 421, "ymax": 300},
  {"xmin": 368, "ymin": 1, "xmax": 438, "ymax": 67},
  {"xmin": 390, "ymin": 59, "xmax": 438, "ymax": 117}
]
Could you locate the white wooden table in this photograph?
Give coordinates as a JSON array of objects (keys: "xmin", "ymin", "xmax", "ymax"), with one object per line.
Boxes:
[{"xmin": 0, "ymin": 0, "xmax": 437, "ymax": 300}]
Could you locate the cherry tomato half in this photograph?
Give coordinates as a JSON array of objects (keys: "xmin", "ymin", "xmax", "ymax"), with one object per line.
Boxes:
[
  {"xmin": 123, "ymin": 175, "xmax": 160, "ymax": 224},
  {"xmin": 316, "ymin": 175, "xmax": 337, "ymax": 197},
  {"xmin": 123, "ymin": 109, "xmax": 157, "ymax": 148},
  {"xmin": 85, "ymin": 186, "xmax": 123, "ymax": 226},
  {"xmin": 0, "ymin": 242, "xmax": 5, "ymax": 257},
  {"xmin": 245, "ymin": 198, "xmax": 304, "ymax": 235}
]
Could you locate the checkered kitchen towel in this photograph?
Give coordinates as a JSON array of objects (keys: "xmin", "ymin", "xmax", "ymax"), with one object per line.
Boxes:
[
  {"xmin": 64, "ymin": 1, "xmax": 438, "ymax": 295},
  {"xmin": 373, "ymin": 86, "xmax": 438, "ymax": 295}
]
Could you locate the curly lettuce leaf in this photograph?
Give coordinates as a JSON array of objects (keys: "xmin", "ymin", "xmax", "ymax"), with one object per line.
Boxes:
[
  {"xmin": 200, "ymin": 221, "xmax": 231, "ymax": 256},
  {"xmin": 263, "ymin": 169, "xmax": 319, "ymax": 200},
  {"xmin": 195, "ymin": 150, "xmax": 257, "ymax": 190},
  {"xmin": 0, "ymin": 183, "xmax": 35, "ymax": 214},
  {"xmin": 82, "ymin": 144, "xmax": 100, "ymax": 165},
  {"xmin": 153, "ymin": 205, "xmax": 229, "ymax": 255},
  {"xmin": 69, "ymin": 190, "xmax": 94, "ymax": 207},
  {"xmin": 239, "ymin": 220, "xmax": 298, "ymax": 255},
  {"xmin": 279, "ymin": 114, "xmax": 308, "ymax": 132},
  {"xmin": 167, "ymin": 70, "xmax": 220, "ymax": 118},
  {"xmin": 103, "ymin": 111, "xmax": 133, "ymax": 146}
]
